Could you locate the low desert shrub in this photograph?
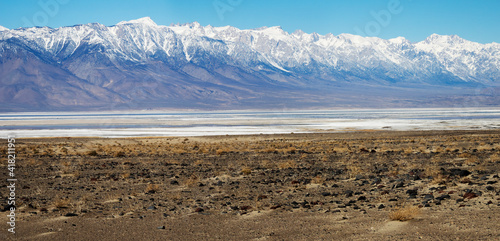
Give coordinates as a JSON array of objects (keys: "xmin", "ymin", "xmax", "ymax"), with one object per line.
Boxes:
[
  {"xmin": 54, "ymin": 198, "xmax": 71, "ymax": 208},
  {"xmin": 241, "ymin": 167, "xmax": 252, "ymax": 175},
  {"xmin": 389, "ymin": 206, "xmax": 420, "ymax": 221},
  {"xmin": 145, "ymin": 183, "xmax": 159, "ymax": 194}
]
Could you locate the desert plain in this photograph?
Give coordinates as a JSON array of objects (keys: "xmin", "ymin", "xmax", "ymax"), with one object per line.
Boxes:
[{"xmin": 1, "ymin": 130, "xmax": 500, "ymax": 240}]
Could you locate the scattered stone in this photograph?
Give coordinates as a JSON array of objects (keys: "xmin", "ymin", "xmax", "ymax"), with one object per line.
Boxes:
[
  {"xmin": 240, "ymin": 206, "xmax": 252, "ymax": 211},
  {"xmin": 257, "ymin": 195, "xmax": 268, "ymax": 200},
  {"xmin": 64, "ymin": 213, "xmax": 78, "ymax": 217},
  {"xmin": 355, "ymin": 174, "xmax": 365, "ymax": 180},
  {"xmin": 436, "ymin": 194, "xmax": 451, "ymax": 201},
  {"xmin": 448, "ymin": 169, "xmax": 471, "ymax": 177},
  {"xmin": 463, "ymin": 192, "xmax": 478, "ymax": 199},
  {"xmin": 270, "ymin": 205, "xmax": 281, "ymax": 209},
  {"xmin": 157, "ymin": 226, "xmax": 166, "ymax": 229},
  {"xmin": 423, "ymin": 194, "xmax": 434, "ymax": 200},
  {"xmin": 406, "ymin": 189, "xmax": 418, "ymax": 197}
]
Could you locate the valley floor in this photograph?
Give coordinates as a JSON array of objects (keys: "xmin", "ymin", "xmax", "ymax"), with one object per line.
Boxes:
[{"xmin": 1, "ymin": 130, "xmax": 500, "ymax": 240}]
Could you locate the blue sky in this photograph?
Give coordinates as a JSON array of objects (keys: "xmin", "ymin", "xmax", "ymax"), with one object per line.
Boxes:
[{"xmin": 0, "ymin": 0, "xmax": 498, "ymax": 43}]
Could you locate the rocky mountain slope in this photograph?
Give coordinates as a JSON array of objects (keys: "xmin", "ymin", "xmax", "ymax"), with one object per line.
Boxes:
[{"xmin": 0, "ymin": 17, "xmax": 498, "ymax": 111}]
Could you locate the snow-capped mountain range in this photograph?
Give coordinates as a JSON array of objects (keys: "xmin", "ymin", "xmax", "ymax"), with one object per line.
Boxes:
[{"xmin": 0, "ymin": 17, "xmax": 498, "ymax": 111}]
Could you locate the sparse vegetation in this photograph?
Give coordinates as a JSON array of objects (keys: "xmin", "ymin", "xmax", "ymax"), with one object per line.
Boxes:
[
  {"xmin": 184, "ymin": 174, "xmax": 199, "ymax": 187},
  {"xmin": 54, "ymin": 198, "xmax": 71, "ymax": 208},
  {"xmin": 10, "ymin": 130, "xmax": 500, "ymax": 238},
  {"xmin": 278, "ymin": 160, "xmax": 297, "ymax": 169},
  {"xmin": 389, "ymin": 206, "xmax": 421, "ymax": 221},
  {"xmin": 145, "ymin": 183, "xmax": 160, "ymax": 194},
  {"xmin": 241, "ymin": 167, "xmax": 252, "ymax": 175}
]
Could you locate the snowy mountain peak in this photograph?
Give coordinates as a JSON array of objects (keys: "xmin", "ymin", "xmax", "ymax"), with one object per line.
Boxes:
[
  {"xmin": 292, "ymin": 29, "xmax": 305, "ymax": 36},
  {"xmin": 0, "ymin": 25, "xmax": 8, "ymax": 31},
  {"xmin": 389, "ymin": 36, "xmax": 410, "ymax": 45},
  {"xmin": 338, "ymin": 33, "xmax": 375, "ymax": 45},
  {"xmin": 117, "ymin": 17, "xmax": 157, "ymax": 27},
  {"xmin": 255, "ymin": 26, "xmax": 289, "ymax": 41},
  {"xmin": 424, "ymin": 33, "xmax": 465, "ymax": 44},
  {"xmin": 182, "ymin": 21, "xmax": 203, "ymax": 29},
  {"xmin": 260, "ymin": 26, "xmax": 285, "ymax": 32}
]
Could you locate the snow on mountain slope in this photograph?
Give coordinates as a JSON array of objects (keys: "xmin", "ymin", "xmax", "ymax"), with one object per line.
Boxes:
[
  {"xmin": 1, "ymin": 17, "xmax": 498, "ymax": 85},
  {"xmin": 0, "ymin": 17, "xmax": 499, "ymax": 111}
]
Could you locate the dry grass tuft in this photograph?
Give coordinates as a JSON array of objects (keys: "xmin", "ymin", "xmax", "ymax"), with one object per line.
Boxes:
[
  {"xmin": 430, "ymin": 174, "xmax": 449, "ymax": 185},
  {"xmin": 311, "ymin": 175, "xmax": 326, "ymax": 184},
  {"xmin": 121, "ymin": 172, "xmax": 131, "ymax": 179},
  {"xmin": 216, "ymin": 149, "xmax": 228, "ymax": 155},
  {"xmin": 184, "ymin": 174, "xmax": 199, "ymax": 187},
  {"xmin": 54, "ymin": 198, "xmax": 71, "ymax": 208},
  {"xmin": 464, "ymin": 156, "xmax": 479, "ymax": 166},
  {"xmin": 389, "ymin": 206, "xmax": 421, "ymax": 221},
  {"xmin": 113, "ymin": 151, "xmax": 126, "ymax": 157},
  {"xmin": 145, "ymin": 183, "xmax": 160, "ymax": 194},
  {"xmin": 241, "ymin": 167, "xmax": 252, "ymax": 175},
  {"xmin": 348, "ymin": 165, "xmax": 363, "ymax": 178},
  {"xmin": 278, "ymin": 160, "xmax": 297, "ymax": 169}
]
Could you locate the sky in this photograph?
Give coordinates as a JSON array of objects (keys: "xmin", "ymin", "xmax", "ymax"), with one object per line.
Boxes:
[{"xmin": 0, "ymin": 0, "xmax": 498, "ymax": 43}]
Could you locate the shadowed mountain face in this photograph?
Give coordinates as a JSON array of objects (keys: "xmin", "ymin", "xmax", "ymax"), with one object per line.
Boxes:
[{"xmin": 0, "ymin": 17, "xmax": 498, "ymax": 111}]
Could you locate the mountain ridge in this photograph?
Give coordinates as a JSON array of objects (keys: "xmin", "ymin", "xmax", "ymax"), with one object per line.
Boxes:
[{"xmin": 0, "ymin": 17, "xmax": 498, "ymax": 111}]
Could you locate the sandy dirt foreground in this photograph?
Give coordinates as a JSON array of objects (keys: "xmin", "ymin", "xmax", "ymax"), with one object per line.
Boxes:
[{"xmin": 1, "ymin": 130, "xmax": 500, "ymax": 240}]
